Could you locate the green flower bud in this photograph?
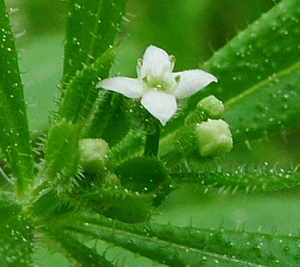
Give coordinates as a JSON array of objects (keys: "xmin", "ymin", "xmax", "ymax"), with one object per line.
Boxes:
[
  {"xmin": 197, "ymin": 95, "xmax": 225, "ymax": 119},
  {"xmin": 195, "ymin": 119, "xmax": 233, "ymax": 157},
  {"xmin": 79, "ymin": 138, "xmax": 109, "ymax": 173}
]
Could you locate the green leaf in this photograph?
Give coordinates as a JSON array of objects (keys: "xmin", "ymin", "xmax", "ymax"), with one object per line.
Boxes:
[
  {"xmin": 115, "ymin": 156, "xmax": 169, "ymax": 193},
  {"xmin": 42, "ymin": 120, "xmax": 80, "ymax": 190},
  {"xmin": 59, "ymin": 0, "xmax": 127, "ymax": 123},
  {"xmin": 0, "ymin": 0, "xmax": 34, "ymax": 197},
  {"xmin": 0, "ymin": 198, "xmax": 34, "ymax": 267},
  {"xmin": 225, "ymin": 60, "xmax": 300, "ymax": 142},
  {"xmin": 44, "ymin": 227, "xmax": 114, "ymax": 267},
  {"xmin": 114, "ymin": 156, "xmax": 173, "ymax": 207},
  {"xmin": 205, "ymin": 0, "xmax": 300, "ymax": 142},
  {"xmin": 59, "ymin": 48, "xmax": 115, "ymax": 123},
  {"xmin": 172, "ymin": 163, "xmax": 300, "ymax": 193},
  {"xmin": 84, "ymin": 93, "xmax": 131, "ymax": 146},
  {"xmin": 72, "ymin": 186, "xmax": 154, "ymax": 223},
  {"xmin": 65, "ymin": 213, "xmax": 300, "ymax": 267},
  {"xmin": 163, "ymin": 0, "xmax": 300, "ymax": 144},
  {"xmin": 62, "ymin": 0, "xmax": 127, "ymax": 83},
  {"xmin": 107, "ymin": 128, "xmax": 145, "ymax": 165}
]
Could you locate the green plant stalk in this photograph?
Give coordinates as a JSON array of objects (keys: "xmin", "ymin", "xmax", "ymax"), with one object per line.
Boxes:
[
  {"xmin": 144, "ymin": 124, "xmax": 160, "ymax": 157},
  {"xmin": 0, "ymin": 0, "xmax": 34, "ymax": 198}
]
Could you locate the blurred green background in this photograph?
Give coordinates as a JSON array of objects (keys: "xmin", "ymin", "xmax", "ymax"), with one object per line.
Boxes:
[{"xmin": 5, "ymin": 0, "xmax": 300, "ymax": 265}]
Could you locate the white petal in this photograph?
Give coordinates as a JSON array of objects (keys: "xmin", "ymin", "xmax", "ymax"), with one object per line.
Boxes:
[
  {"xmin": 97, "ymin": 77, "xmax": 144, "ymax": 98},
  {"xmin": 141, "ymin": 90, "xmax": 177, "ymax": 126},
  {"xmin": 174, "ymin": 69, "xmax": 218, "ymax": 99},
  {"xmin": 139, "ymin": 45, "xmax": 173, "ymax": 79}
]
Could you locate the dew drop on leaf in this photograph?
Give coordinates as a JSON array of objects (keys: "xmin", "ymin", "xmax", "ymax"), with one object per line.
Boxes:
[{"xmin": 74, "ymin": 3, "xmax": 82, "ymax": 10}]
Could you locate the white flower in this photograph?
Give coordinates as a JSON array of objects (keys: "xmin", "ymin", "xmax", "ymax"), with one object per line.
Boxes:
[{"xmin": 97, "ymin": 45, "xmax": 217, "ymax": 125}]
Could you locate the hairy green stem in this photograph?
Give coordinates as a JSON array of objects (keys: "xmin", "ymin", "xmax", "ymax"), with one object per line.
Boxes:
[{"xmin": 144, "ymin": 125, "xmax": 161, "ymax": 157}]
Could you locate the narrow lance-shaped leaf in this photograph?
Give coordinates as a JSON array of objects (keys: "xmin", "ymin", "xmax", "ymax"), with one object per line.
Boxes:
[
  {"xmin": 59, "ymin": 0, "xmax": 127, "ymax": 123},
  {"xmin": 171, "ymin": 163, "xmax": 300, "ymax": 193},
  {"xmin": 0, "ymin": 0, "xmax": 34, "ymax": 197},
  {"xmin": 44, "ymin": 226, "xmax": 114, "ymax": 267},
  {"xmin": 42, "ymin": 120, "xmax": 80, "ymax": 191},
  {"xmin": 58, "ymin": 50, "xmax": 114, "ymax": 123},
  {"xmin": 62, "ymin": 0, "xmax": 126, "ymax": 82},
  {"xmin": 65, "ymin": 213, "xmax": 300, "ymax": 267}
]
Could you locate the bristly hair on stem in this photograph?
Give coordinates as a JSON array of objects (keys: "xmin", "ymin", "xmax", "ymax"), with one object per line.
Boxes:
[{"xmin": 144, "ymin": 124, "xmax": 161, "ymax": 157}]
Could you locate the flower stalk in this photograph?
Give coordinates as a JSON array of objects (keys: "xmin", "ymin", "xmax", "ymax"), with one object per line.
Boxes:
[{"xmin": 144, "ymin": 124, "xmax": 161, "ymax": 157}]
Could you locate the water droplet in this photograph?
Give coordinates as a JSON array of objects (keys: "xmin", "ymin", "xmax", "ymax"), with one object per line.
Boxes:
[{"xmin": 74, "ymin": 3, "xmax": 82, "ymax": 10}]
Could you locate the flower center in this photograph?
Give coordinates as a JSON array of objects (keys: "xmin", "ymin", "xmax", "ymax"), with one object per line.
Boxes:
[
  {"xmin": 146, "ymin": 77, "xmax": 168, "ymax": 91},
  {"xmin": 143, "ymin": 72, "xmax": 179, "ymax": 93}
]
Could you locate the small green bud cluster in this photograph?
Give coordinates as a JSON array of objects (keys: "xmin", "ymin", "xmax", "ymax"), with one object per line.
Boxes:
[
  {"xmin": 195, "ymin": 96, "xmax": 233, "ymax": 157},
  {"xmin": 164, "ymin": 95, "xmax": 233, "ymax": 167}
]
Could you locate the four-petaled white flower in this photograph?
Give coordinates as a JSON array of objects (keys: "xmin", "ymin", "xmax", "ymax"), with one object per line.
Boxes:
[{"xmin": 97, "ymin": 45, "xmax": 217, "ymax": 125}]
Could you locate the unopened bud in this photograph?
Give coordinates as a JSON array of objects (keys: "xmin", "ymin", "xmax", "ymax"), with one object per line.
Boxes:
[
  {"xmin": 195, "ymin": 119, "xmax": 233, "ymax": 157},
  {"xmin": 79, "ymin": 138, "xmax": 109, "ymax": 173},
  {"xmin": 197, "ymin": 95, "xmax": 224, "ymax": 119}
]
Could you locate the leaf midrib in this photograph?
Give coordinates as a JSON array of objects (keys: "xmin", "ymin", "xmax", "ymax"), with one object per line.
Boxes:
[
  {"xmin": 66, "ymin": 221, "xmax": 268, "ymax": 267},
  {"xmin": 224, "ymin": 59, "xmax": 300, "ymax": 109}
]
